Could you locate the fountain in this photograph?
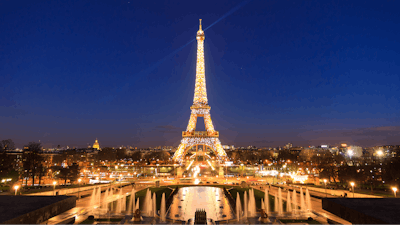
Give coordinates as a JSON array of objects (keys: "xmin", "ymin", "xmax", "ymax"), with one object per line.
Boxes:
[
  {"xmin": 244, "ymin": 191, "xmax": 248, "ymax": 218},
  {"xmin": 102, "ymin": 189, "xmax": 109, "ymax": 210},
  {"xmin": 278, "ymin": 188, "xmax": 283, "ymax": 215},
  {"xmin": 236, "ymin": 192, "xmax": 242, "ymax": 222},
  {"xmin": 97, "ymin": 187, "xmax": 101, "ymax": 207},
  {"xmin": 143, "ymin": 189, "xmax": 151, "ymax": 216},
  {"xmin": 306, "ymin": 188, "xmax": 312, "ymax": 212},
  {"xmin": 264, "ymin": 189, "xmax": 269, "ymax": 213},
  {"xmin": 292, "ymin": 190, "xmax": 297, "ymax": 214},
  {"xmin": 300, "ymin": 187, "xmax": 305, "ymax": 212},
  {"xmin": 160, "ymin": 193, "xmax": 166, "ymax": 222},
  {"xmin": 128, "ymin": 188, "xmax": 135, "ymax": 215},
  {"xmin": 115, "ymin": 196, "xmax": 122, "ymax": 214},
  {"xmin": 152, "ymin": 192, "xmax": 156, "ymax": 217},
  {"xmin": 286, "ymin": 191, "xmax": 291, "ymax": 212},
  {"xmin": 248, "ymin": 189, "xmax": 256, "ymax": 217},
  {"xmin": 122, "ymin": 194, "xmax": 127, "ymax": 212},
  {"xmin": 89, "ymin": 188, "xmax": 97, "ymax": 208}
]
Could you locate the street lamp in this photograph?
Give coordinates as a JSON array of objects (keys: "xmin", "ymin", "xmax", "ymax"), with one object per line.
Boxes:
[
  {"xmin": 392, "ymin": 187, "xmax": 397, "ymax": 198},
  {"xmin": 14, "ymin": 185, "xmax": 19, "ymax": 196},
  {"xmin": 53, "ymin": 181, "xmax": 57, "ymax": 196},
  {"xmin": 350, "ymin": 182, "xmax": 355, "ymax": 198},
  {"xmin": 323, "ymin": 179, "xmax": 328, "ymax": 198},
  {"xmin": 78, "ymin": 178, "xmax": 82, "ymax": 199}
]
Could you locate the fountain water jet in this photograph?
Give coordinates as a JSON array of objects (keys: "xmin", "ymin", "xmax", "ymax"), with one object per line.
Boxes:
[
  {"xmin": 300, "ymin": 188, "xmax": 305, "ymax": 212},
  {"xmin": 306, "ymin": 188, "xmax": 312, "ymax": 212},
  {"xmin": 128, "ymin": 188, "xmax": 135, "ymax": 215},
  {"xmin": 122, "ymin": 194, "xmax": 127, "ymax": 212},
  {"xmin": 135, "ymin": 198, "xmax": 140, "ymax": 210},
  {"xmin": 97, "ymin": 187, "xmax": 101, "ymax": 208},
  {"xmin": 115, "ymin": 197, "xmax": 122, "ymax": 213},
  {"xmin": 152, "ymin": 192, "xmax": 156, "ymax": 217},
  {"xmin": 143, "ymin": 189, "xmax": 151, "ymax": 216},
  {"xmin": 264, "ymin": 189, "xmax": 269, "ymax": 213},
  {"xmin": 278, "ymin": 188, "xmax": 283, "ymax": 215},
  {"xmin": 274, "ymin": 193, "xmax": 278, "ymax": 213},
  {"xmin": 244, "ymin": 191, "xmax": 248, "ymax": 218},
  {"xmin": 160, "ymin": 193, "xmax": 166, "ymax": 222},
  {"xmin": 248, "ymin": 189, "xmax": 256, "ymax": 217},
  {"xmin": 102, "ymin": 189, "xmax": 109, "ymax": 210},
  {"xmin": 236, "ymin": 192, "xmax": 242, "ymax": 222},
  {"xmin": 261, "ymin": 198, "xmax": 264, "ymax": 210},
  {"xmin": 89, "ymin": 188, "xmax": 96, "ymax": 208},
  {"xmin": 292, "ymin": 190, "xmax": 297, "ymax": 214},
  {"xmin": 286, "ymin": 191, "xmax": 291, "ymax": 212}
]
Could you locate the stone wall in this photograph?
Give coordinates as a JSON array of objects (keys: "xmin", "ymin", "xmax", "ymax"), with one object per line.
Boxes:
[
  {"xmin": 28, "ymin": 183, "xmax": 111, "ymax": 196},
  {"xmin": 1, "ymin": 196, "xmax": 76, "ymax": 224}
]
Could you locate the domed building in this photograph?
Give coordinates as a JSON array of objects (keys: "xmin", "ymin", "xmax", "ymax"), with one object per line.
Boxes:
[{"xmin": 92, "ymin": 139, "xmax": 100, "ymax": 150}]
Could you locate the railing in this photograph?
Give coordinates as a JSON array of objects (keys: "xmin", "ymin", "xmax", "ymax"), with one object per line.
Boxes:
[{"xmin": 182, "ymin": 131, "xmax": 219, "ymax": 137}]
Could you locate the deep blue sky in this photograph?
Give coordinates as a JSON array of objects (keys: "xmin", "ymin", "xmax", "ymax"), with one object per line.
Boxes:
[{"xmin": 1, "ymin": 0, "xmax": 400, "ymax": 148}]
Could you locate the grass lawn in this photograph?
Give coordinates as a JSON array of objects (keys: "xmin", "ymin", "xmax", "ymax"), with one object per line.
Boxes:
[
  {"xmin": 0, "ymin": 186, "xmax": 10, "ymax": 192},
  {"xmin": 279, "ymin": 219, "xmax": 320, "ymax": 224}
]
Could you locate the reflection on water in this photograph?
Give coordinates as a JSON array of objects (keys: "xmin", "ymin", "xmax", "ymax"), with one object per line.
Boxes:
[{"xmin": 167, "ymin": 186, "xmax": 234, "ymax": 221}]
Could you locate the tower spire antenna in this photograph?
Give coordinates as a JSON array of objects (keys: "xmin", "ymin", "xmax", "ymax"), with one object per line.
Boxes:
[{"xmin": 199, "ymin": 19, "xmax": 202, "ymax": 31}]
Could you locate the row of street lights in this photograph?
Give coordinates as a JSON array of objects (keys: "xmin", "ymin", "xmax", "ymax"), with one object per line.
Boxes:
[
  {"xmin": 322, "ymin": 179, "xmax": 398, "ymax": 198},
  {"xmin": 13, "ymin": 179, "xmax": 83, "ymax": 197}
]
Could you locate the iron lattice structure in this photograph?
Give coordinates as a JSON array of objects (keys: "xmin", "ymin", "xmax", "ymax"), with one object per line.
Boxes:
[{"xmin": 172, "ymin": 20, "xmax": 227, "ymax": 162}]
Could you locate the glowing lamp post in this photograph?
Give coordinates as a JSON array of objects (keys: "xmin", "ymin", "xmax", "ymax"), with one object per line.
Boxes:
[
  {"xmin": 53, "ymin": 181, "xmax": 57, "ymax": 196},
  {"xmin": 350, "ymin": 182, "xmax": 355, "ymax": 198},
  {"xmin": 14, "ymin": 185, "xmax": 19, "ymax": 196},
  {"xmin": 78, "ymin": 178, "xmax": 82, "ymax": 199},
  {"xmin": 324, "ymin": 179, "xmax": 328, "ymax": 198},
  {"xmin": 392, "ymin": 187, "xmax": 397, "ymax": 198}
]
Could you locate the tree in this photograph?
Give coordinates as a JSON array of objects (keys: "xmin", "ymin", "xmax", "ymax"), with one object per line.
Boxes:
[
  {"xmin": 58, "ymin": 167, "xmax": 70, "ymax": 185},
  {"xmin": 0, "ymin": 152, "xmax": 14, "ymax": 177},
  {"xmin": 0, "ymin": 139, "xmax": 15, "ymax": 151},
  {"xmin": 97, "ymin": 147, "xmax": 116, "ymax": 161},
  {"xmin": 37, "ymin": 164, "xmax": 46, "ymax": 187},
  {"xmin": 382, "ymin": 157, "xmax": 400, "ymax": 187},
  {"xmin": 56, "ymin": 163, "xmax": 80, "ymax": 185},
  {"xmin": 116, "ymin": 148, "xmax": 127, "ymax": 160},
  {"xmin": 68, "ymin": 163, "xmax": 80, "ymax": 183},
  {"xmin": 23, "ymin": 142, "xmax": 43, "ymax": 187},
  {"xmin": 130, "ymin": 151, "xmax": 142, "ymax": 161},
  {"xmin": 0, "ymin": 152, "xmax": 19, "ymax": 186}
]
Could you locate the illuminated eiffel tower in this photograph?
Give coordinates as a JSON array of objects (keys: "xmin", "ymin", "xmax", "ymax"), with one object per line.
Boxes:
[{"xmin": 172, "ymin": 20, "xmax": 227, "ymax": 162}]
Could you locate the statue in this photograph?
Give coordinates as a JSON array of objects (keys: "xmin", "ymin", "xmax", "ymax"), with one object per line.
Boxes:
[
  {"xmin": 132, "ymin": 209, "xmax": 142, "ymax": 221},
  {"xmin": 259, "ymin": 209, "xmax": 270, "ymax": 223}
]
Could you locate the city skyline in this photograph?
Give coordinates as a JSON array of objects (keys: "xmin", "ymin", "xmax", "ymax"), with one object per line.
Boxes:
[{"xmin": 2, "ymin": 0, "xmax": 400, "ymax": 148}]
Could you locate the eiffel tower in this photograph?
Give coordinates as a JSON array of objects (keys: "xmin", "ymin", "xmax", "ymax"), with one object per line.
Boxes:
[{"xmin": 172, "ymin": 20, "xmax": 227, "ymax": 162}]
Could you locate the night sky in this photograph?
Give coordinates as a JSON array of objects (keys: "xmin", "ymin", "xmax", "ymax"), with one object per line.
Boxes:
[{"xmin": 1, "ymin": 0, "xmax": 400, "ymax": 148}]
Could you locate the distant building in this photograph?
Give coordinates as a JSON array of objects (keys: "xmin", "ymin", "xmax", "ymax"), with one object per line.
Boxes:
[
  {"xmin": 92, "ymin": 139, "xmax": 100, "ymax": 150},
  {"xmin": 346, "ymin": 145, "xmax": 363, "ymax": 158},
  {"xmin": 285, "ymin": 143, "xmax": 293, "ymax": 149}
]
